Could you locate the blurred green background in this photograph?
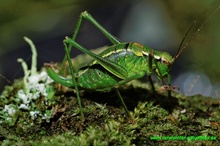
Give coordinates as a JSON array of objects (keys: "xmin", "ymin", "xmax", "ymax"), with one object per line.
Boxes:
[{"xmin": 0, "ymin": 0, "xmax": 220, "ymax": 97}]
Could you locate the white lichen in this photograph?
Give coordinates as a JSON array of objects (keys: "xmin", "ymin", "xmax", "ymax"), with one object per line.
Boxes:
[
  {"xmin": 30, "ymin": 111, "xmax": 40, "ymax": 119},
  {"xmin": 19, "ymin": 104, "xmax": 30, "ymax": 110},
  {"xmin": 1, "ymin": 36, "xmax": 55, "ymax": 125},
  {"xmin": 15, "ymin": 37, "xmax": 54, "ymax": 119},
  {"xmin": 3, "ymin": 105, "xmax": 17, "ymax": 116},
  {"xmin": 17, "ymin": 70, "xmax": 54, "ymax": 110},
  {"xmin": 17, "ymin": 90, "xmax": 30, "ymax": 104}
]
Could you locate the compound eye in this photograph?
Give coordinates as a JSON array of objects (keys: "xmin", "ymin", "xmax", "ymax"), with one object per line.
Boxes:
[{"xmin": 159, "ymin": 57, "xmax": 170, "ymax": 65}]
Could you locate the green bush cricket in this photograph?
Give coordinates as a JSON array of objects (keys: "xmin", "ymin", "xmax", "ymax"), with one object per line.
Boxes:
[{"xmin": 47, "ymin": 7, "xmax": 220, "ymax": 120}]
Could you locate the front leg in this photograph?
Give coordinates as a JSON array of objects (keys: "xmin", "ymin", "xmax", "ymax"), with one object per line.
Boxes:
[
  {"xmin": 148, "ymin": 51, "xmax": 172, "ymax": 96},
  {"xmin": 149, "ymin": 51, "xmax": 173, "ymax": 97}
]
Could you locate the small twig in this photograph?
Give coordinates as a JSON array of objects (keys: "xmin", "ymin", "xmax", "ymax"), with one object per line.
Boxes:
[
  {"xmin": 185, "ymin": 75, "xmax": 200, "ymax": 96},
  {"xmin": 0, "ymin": 74, "xmax": 12, "ymax": 84}
]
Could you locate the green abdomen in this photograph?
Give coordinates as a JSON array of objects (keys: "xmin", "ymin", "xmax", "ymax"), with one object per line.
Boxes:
[{"xmin": 77, "ymin": 64, "xmax": 120, "ymax": 90}]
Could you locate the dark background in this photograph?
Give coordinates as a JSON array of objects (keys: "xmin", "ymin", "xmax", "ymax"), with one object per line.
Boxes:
[{"xmin": 1, "ymin": 0, "xmax": 220, "ymax": 97}]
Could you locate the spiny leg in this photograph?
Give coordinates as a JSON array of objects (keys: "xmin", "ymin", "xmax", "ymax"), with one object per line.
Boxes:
[
  {"xmin": 152, "ymin": 54, "xmax": 172, "ymax": 97},
  {"xmin": 167, "ymin": 73, "xmax": 171, "ymax": 97},
  {"xmin": 63, "ymin": 41, "xmax": 85, "ymax": 121},
  {"xmin": 148, "ymin": 51, "xmax": 171, "ymax": 97},
  {"xmin": 148, "ymin": 51, "xmax": 157, "ymax": 95},
  {"xmin": 80, "ymin": 11, "xmax": 122, "ymax": 45},
  {"xmin": 115, "ymin": 88, "xmax": 130, "ymax": 116},
  {"xmin": 62, "ymin": 11, "xmax": 122, "ymax": 67},
  {"xmin": 148, "ymin": 75, "xmax": 156, "ymax": 93}
]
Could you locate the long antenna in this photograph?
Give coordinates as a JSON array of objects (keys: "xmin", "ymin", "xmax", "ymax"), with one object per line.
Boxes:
[
  {"xmin": 173, "ymin": 4, "xmax": 220, "ymax": 62},
  {"xmin": 174, "ymin": 21, "xmax": 196, "ymax": 60}
]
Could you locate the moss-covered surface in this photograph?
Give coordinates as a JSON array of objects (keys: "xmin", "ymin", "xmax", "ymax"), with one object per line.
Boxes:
[
  {"xmin": 1, "ymin": 79, "xmax": 220, "ymax": 145},
  {"xmin": 1, "ymin": 45, "xmax": 220, "ymax": 146}
]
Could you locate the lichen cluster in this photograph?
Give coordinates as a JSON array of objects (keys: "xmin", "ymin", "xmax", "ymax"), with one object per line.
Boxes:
[{"xmin": 0, "ymin": 37, "xmax": 55, "ymax": 130}]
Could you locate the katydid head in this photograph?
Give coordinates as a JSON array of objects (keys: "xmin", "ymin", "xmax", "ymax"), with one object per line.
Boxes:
[
  {"xmin": 154, "ymin": 52, "xmax": 181, "ymax": 91},
  {"xmin": 131, "ymin": 42, "xmax": 173, "ymax": 80}
]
